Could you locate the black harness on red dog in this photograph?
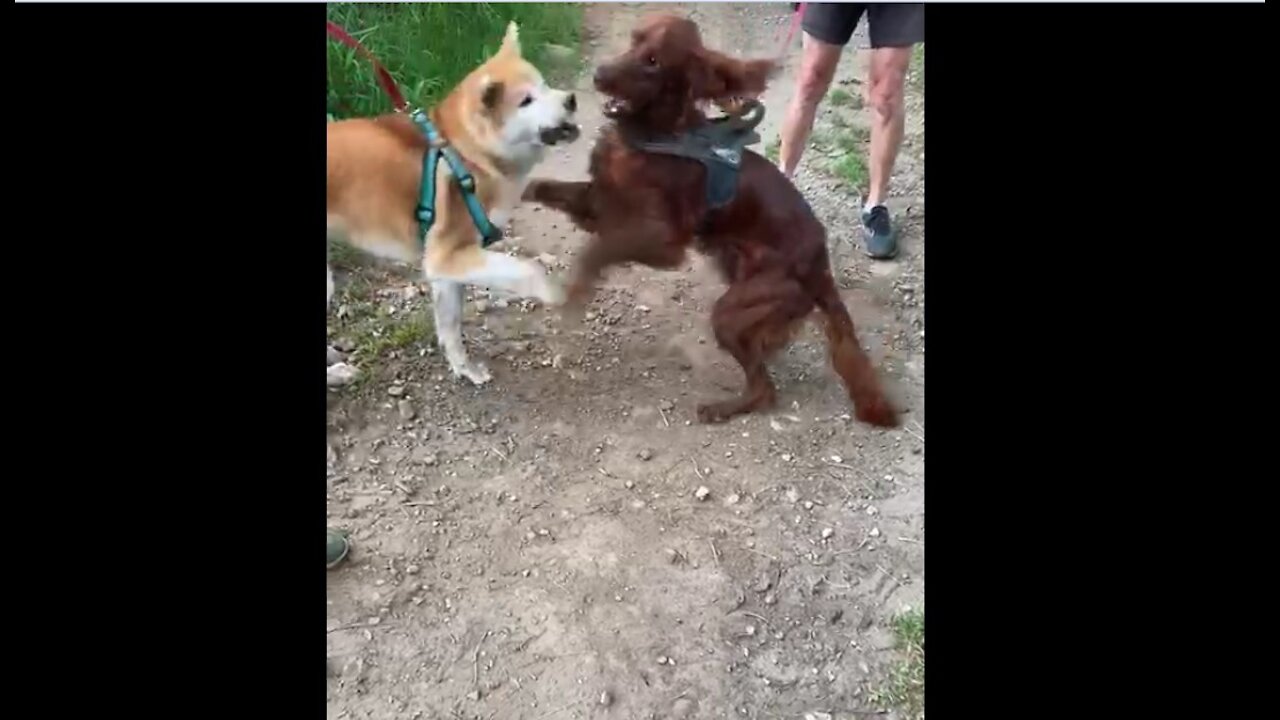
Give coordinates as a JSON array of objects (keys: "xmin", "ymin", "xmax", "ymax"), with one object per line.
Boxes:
[{"xmin": 623, "ymin": 100, "xmax": 766, "ymax": 211}]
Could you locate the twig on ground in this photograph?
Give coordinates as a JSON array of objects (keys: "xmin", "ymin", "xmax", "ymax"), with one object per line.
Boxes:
[
  {"xmin": 708, "ymin": 538, "xmax": 721, "ymax": 569},
  {"xmin": 659, "ymin": 407, "xmax": 670, "ymax": 427},
  {"xmin": 691, "ymin": 459, "xmax": 706, "ymax": 482}
]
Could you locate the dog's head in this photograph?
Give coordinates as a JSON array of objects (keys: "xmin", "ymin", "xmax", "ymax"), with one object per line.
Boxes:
[
  {"xmin": 595, "ymin": 14, "xmax": 775, "ymax": 131},
  {"xmin": 460, "ymin": 22, "xmax": 580, "ymax": 161}
]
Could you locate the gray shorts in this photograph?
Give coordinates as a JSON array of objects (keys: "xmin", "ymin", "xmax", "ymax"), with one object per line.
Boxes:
[{"xmin": 801, "ymin": 3, "xmax": 924, "ymax": 48}]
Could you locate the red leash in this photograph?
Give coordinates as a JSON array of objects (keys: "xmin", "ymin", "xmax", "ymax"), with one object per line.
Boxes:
[
  {"xmin": 326, "ymin": 20, "xmax": 409, "ymax": 113},
  {"xmin": 773, "ymin": 3, "xmax": 807, "ymax": 57}
]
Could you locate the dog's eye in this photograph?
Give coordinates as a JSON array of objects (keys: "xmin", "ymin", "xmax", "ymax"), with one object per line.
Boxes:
[{"xmin": 519, "ymin": 95, "xmax": 533, "ymax": 108}]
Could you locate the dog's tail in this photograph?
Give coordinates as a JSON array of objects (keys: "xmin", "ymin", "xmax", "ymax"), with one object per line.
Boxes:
[{"xmin": 814, "ymin": 273, "xmax": 899, "ymax": 427}]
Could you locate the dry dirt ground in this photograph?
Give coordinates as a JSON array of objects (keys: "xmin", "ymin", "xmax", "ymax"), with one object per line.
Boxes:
[{"xmin": 326, "ymin": 4, "xmax": 924, "ymax": 719}]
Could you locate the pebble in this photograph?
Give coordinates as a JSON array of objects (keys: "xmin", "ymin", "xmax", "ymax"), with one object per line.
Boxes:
[
  {"xmin": 694, "ymin": 486, "xmax": 711, "ymax": 501},
  {"xmin": 398, "ymin": 399, "xmax": 416, "ymax": 421},
  {"xmin": 659, "ymin": 399, "xmax": 675, "ymax": 411},
  {"xmin": 866, "ymin": 505, "xmax": 879, "ymax": 516},
  {"xmin": 467, "ymin": 690, "xmax": 481, "ymax": 702},
  {"xmin": 869, "ymin": 527, "xmax": 881, "ymax": 538},
  {"xmin": 599, "ymin": 690, "xmax": 612, "ymax": 707},
  {"xmin": 638, "ymin": 448, "xmax": 654, "ymax": 461},
  {"xmin": 406, "ymin": 564, "xmax": 421, "ymax": 575},
  {"xmin": 753, "ymin": 574, "xmax": 773, "ymax": 592},
  {"xmin": 326, "ymin": 363, "xmax": 360, "ymax": 387},
  {"xmin": 763, "ymin": 593, "xmax": 777, "ymax": 606},
  {"xmin": 725, "ymin": 493, "xmax": 741, "ymax": 505},
  {"xmin": 821, "ymin": 528, "xmax": 834, "ymax": 539},
  {"xmin": 388, "ymin": 384, "xmax": 406, "ymax": 397},
  {"xmin": 625, "ymin": 480, "xmax": 635, "ymax": 490}
]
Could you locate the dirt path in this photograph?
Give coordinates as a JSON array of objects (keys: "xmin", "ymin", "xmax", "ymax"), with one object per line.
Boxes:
[{"xmin": 326, "ymin": 4, "xmax": 924, "ymax": 718}]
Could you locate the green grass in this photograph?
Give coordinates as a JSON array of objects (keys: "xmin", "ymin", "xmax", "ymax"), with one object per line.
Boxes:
[
  {"xmin": 833, "ymin": 126, "xmax": 868, "ymax": 154},
  {"xmin": 327, "ymin": 2, "xmax": 584, "ymax": 118},
  {"xmin": 871, "ymin": 609, "xmax": 925, "ymax": 719},
  {"xmin": 828, "ymin": 88, "xmax": 854, "ymax": 107},
  {"xmin": 829, "ymin": 152, "xmax": 868, "ymax": 191}
]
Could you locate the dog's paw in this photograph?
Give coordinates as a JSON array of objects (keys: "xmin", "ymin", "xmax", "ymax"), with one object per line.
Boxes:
[
  {"xmin": 855, "ymin": 394, "xmax": 899, "ymax": 428},
  {"xmin": 539, "ymin": 277, "xmax": 566, "ymax": 307},
  {"xmin": 521, "ymin": 180, "xmax": 544, "ymax": 203},
  {"xmin": 695, "ymin": 402, "xmax": 734, "ymax": 424},
  {"xmin": 455, "ymin": 362, "xmax": 492, "ymax": 386}
]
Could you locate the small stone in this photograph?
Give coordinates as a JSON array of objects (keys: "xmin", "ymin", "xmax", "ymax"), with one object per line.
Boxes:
[
  {"xmin": 725, "ymin": 493, "xmax": 741, "ymax": 505},
  {"xmin": 764, "ymin": 593, "xmax": 777, "ymax": 605},
  {"xmin": 805, "ymin": 713, "xmax": 834, "ymax": 720},
  {"xmin": 326, "ymin": 362, "xmax": 360, "ymax": 387},
  {"xmin": 638, "ymin": 448, "xmax": 654, "ymax": 461},
  {"xmin": 398, "ymin": 399, "xmax": 416, "ymax": 421},
  {"xmin": 866, "ymin": 505, "xmax": 879, "ymax": 516},
  {"xmin": 694, "ymin": 486, "xmax": 711, "ymax": 501},
  {"xmin": 659, "ymin": 399, "xmax": 675, "ymax": 411},
  {"xmin": 599, "ymin": 690, "xmax": 612, "ymax": 707},
  {"xmin": 821, "ymin": 527, "xmax": 834, "ymax": 539},
  {"xmin": 625, "ymin": 480, "xmax": 635, "ymax": 490},
  {"xmin": 422, "ymin": 453, "xmax": 438, "ymax": 467},
  {"xmin": 657, "ymin": 655, "xmax": 669, "ymax": 665},
  {"xmin": 406, "ymin": 564, "xmax": 421, "ymax": 575},
  {"xmin": 753, "ymin": 574, "xmax": 772, "ymax": 592},
  {"xmin": 781, "ymin": 453, "xmax": 793, "ymax": 462},
  {"xmin": 830, "ymin": 454, "xmax": 843, "ymax": 463},
  {"xmin": 745, "ymin": 624, "xmax": 756, "ymax": 636},
  {"xmin": 467, "ymin": 690, "xmax": 481, "ymax": 702},
  {"xmin": 786, "ymin": 488, "xmax": 800, "ymax": 504},
  {"xmin": 869, "ymin": 527, "xmax": 881, "ymax": 538},
  {"xmin": 804, "ymin": 500, "xmax": 815, "ymax": 511},
  {"xmin": 388, "ymin": 384, "xmax": 406, "ymax": 397}
]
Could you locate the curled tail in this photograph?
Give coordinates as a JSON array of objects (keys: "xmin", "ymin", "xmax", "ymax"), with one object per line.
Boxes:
[{"xmin": 815, "ymin": 275, "xmax": 899, "ymax": 428}]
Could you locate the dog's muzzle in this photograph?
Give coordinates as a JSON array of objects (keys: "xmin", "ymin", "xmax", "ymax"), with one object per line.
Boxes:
[{"xmin": 540, "ymin": 122, "xmax": 581, "ymax": 146}]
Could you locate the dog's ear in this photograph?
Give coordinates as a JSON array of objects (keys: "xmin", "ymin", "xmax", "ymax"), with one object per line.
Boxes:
[
  {"xmin": 480, "ymin": 77, "xmax": 505, "ymax": 111},
  {"xmin": 693, "ymin": 49, "xmax": 777, "ymax": 100},
  {"xmin": 498, "ymin": 20, "xmax": 522, "ymax": 57}
]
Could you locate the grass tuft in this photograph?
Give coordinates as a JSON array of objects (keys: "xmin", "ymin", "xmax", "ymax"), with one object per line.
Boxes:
[{"xmin": 871, "ymin": 609, "xmax": 925, "ymax": 719}]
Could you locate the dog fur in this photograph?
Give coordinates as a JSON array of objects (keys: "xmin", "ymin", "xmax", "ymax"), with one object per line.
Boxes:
[
  {"xmin": 327, "ymin": 22, "xmax": 579, "ymax": 385},
  {"xmin": 522, "ymin": 14, "xmax": 897, "ymax": 427}
]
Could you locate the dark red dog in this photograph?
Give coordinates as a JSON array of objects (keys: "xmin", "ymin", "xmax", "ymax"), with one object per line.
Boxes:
[{"xmin": 524, "ymin": 14, "xmax": 897, "ymax": 427}]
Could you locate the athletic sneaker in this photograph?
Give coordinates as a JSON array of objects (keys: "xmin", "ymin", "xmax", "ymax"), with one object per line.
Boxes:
[{"xmin": 861, "ymin": 204, "xmax": 898, "ymax": 260}]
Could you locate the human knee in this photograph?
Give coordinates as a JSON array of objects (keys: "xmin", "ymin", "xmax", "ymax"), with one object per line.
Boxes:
[
  {"xmin": 867, "ymin": 78, "xmax": 904, "ymax": 122},
  {"xmin": 796, "ymin": 60, "xmax": 837, "ymax": 109}
]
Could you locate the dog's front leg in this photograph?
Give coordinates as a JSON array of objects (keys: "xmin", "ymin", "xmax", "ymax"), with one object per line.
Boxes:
[
  {"xmin": 567, "ymin": 219, "xmax": 689, "ymax": 310},
  {"xmin": 523, "ymin": 180, "xmax": 599, "ymax": 233},
  {"xmin": 429, "ymin": 279, "xmax": 492, "ymax": 386}
]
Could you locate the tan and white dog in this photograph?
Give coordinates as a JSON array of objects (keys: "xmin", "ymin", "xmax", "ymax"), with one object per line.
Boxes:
[{"xmin": 327, "ymin": 22, "xmax": 579, "ymax": 385}]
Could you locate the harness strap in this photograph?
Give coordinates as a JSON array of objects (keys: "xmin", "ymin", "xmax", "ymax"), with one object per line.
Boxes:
[{"xmin": 411, "ymin": 111, "xmax": 503, "ymax": 247}]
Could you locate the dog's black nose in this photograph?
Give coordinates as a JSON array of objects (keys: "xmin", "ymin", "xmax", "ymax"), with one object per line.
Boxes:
[{"xmin": 565, "ymin": 93, "xmax": 577, "ymax": 113}]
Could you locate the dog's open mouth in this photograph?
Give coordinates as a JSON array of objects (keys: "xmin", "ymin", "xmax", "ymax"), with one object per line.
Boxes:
[
  {"xmin": 602, "ymin": 98, "xmax": 632, "ymax": 119},
  {"xmin": 539, "ymin": 121, "xmax": 581, "ymax": 146}
]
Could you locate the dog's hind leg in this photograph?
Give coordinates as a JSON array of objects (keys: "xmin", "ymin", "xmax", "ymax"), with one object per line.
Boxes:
[
  {"xmin": 430, "ymin": 279, "xmax": 491, "ymax": 386},
  {"xmin": 697, "ymin": 272, "xmax": 813, "ymax": 423}
]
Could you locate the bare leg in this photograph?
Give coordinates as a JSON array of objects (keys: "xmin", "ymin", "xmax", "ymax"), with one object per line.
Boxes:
[
  {"xmin": 777, "ymin": 33, "xmax": 843, "ymax": 180},
  {"xmin": 864, "ymin": 47, "xmax": 913, "ymax": 208}
]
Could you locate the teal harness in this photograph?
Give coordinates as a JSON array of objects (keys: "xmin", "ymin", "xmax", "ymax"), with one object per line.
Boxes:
[
  {"xmin": 626, "ymin": 101, "xmax": 766, "ymax": 209},
  {"xmin": 410, "ymin": 110, "xmax": 503, "ymax": 247}
]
